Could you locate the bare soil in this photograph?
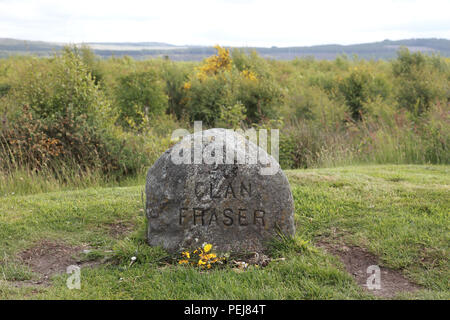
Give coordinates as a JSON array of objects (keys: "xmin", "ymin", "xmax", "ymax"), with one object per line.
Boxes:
[
  {"xmin": 107, "ymin": 222, "xmax": 133, "ymax": 238},
  {"xmin": 316, "ymin": 240, "xmax": 421, "ymax": 298},
  {"xmin": 18, "ymin": 240, "xmax": 100, "ymax": 283}
]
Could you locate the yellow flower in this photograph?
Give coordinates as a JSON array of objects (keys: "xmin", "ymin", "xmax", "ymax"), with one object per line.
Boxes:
[
  {"xmin": 205, "ymin": 253, "xmax": 217, "ymax": 260},
  {"xmin": 198, "ymin": 259, "xmax": 206, "ymax": 266},
  {"xmin": 241, "ymin": 69, "xmax": 257, "ymax": 81},
  {"xmin": 203, "ymin": 244, "xmax": 212, "ymax": 253},
  {"xmin": 192, "ymin": 45, "xmax": 232, "ymax": 81},
  {"xmin": 178, "ymin": 260, "xmax": 189, "ymax": 264},
  {"xmin": 182, "ymin": 251, "xmax": 190, "ymax": 259}
]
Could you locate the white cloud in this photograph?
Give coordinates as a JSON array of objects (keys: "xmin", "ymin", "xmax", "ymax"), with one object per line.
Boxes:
[{"xmin": 0, "ymin": 0, "xmax": 449, "ymax": 46}]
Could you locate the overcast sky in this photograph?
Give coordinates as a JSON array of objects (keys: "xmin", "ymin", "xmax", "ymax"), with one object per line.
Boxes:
[{"xmin": 1, "ymin": 0, "xmax": 449, "ymax": 47}]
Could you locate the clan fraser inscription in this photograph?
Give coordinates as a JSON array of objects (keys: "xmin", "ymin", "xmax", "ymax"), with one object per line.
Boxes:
[
  {"xmin": 145, "ymin": 128, "xmax": 295, "ymax": 253},
  {"xmin": 180, "ymin": 181, "xmax": 266, "ymax": 227}
]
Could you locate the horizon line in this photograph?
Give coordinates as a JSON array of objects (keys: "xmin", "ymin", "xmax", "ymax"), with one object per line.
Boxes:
[{"xmin": 2, "ymin": 36, "xmax": 450, "ymax": 50}]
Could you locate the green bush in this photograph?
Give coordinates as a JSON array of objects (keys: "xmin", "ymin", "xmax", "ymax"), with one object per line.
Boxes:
[
  {"xmin": 217, "ymin": 102, "xmax": 246, "ymax": 129},
  {"xmin": 0, "ymin": 83, "xmax": 10, "ymax": 98},
  {"xmin": 420, "ymin": 103, "xmax": 449, "ymax": 164},
  {"xmin": 284, "ymin": 86, "xmax": 348, "ymax": 126},
  {"xmin": 235, "ymin": 75, "xmax": 282, "ymax": 123},
  {"xmin": 0, "ymin": 106, "xmax": 138, "ymax": 175},
  {"xmin": 184, "ymin": 73, "xmax": 233, "ymax": 125},
  {"xmin": 183, "ymin": 48, "xmax": 283, "ymax": 126},
  {"xmin": 12, "ymin": 48, "xmax": 112, "ymax": 125},
  {"xmin": 232, "ymin": 50, "xmax": 283, "ymax": 122},
  {"xmin": 78, "ymin": 45, "xmax": 104, "ymax": 85},
  {"xmin": 338, "ymin": 68, "xmax": 371, "ymax": 120},
  {"xmin": 392, "ymin": 48, "xmax": 450, "ymax": 116},
  {"xmin": 0, "ymin": 48, "xmax": 155, "ymax": 176},
  {"xmin": 162, "ymin": 61, "xmax": 192, "ymax": 120},
  {"xmin": 115, "ymin": 69, "xmax": 168, "ymax": 128}
]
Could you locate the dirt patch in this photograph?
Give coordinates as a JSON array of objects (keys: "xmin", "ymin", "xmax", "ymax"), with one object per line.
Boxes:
[
  {"xmin": 18, "ymin": 240, "xmax": 100, "ymax": 282},
  {"xmin": 316, "ymin": 241, "xmax": 421, "ymax": 298},
  {"xmin": 8, "ymin": 279, "xmax": 51, "ymax": 288},
  {"xmin": 107, "ymin": 222, "xmax": 133, "ymax": 238}
]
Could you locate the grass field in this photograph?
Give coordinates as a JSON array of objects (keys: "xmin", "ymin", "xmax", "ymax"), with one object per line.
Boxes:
[{"xmin": 0, "ymin": 165, "xmax": 448, "ymax": 299}]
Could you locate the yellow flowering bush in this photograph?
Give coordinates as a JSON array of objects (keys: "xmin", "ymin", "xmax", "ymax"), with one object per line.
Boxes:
[
  {"xmin": 185, "ymin": 45, "xmax": 255, "ymax": 85},
  {"xmin": 241, "ymin": 69, "xmax": 258, "ymax": 81},
  {"xmin": 181, "ymin": 45, "xmax": 282, "ymax": 125},
  {"xmin": 183, "ymin": 45, "xmax": 232, "ymax": 90},
  {"xmin": 178, "ymin": 243, "xmax": 225, "ymax": 269},
  {"xmin": 183, "ymin": 82, "xmax": 192, "ymax": 90},
  {"xmin": 196, "ymin": 45, "xmax": 232, "ymax": 80}
]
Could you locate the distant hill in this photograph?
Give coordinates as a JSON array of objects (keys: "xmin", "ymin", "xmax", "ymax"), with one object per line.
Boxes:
[{"xmin": 1, "ymin": 37, "xmax": 449, "ymax": 61}]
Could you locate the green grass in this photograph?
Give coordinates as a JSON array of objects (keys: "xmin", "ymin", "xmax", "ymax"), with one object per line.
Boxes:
[
  {"xmin": 0, "ymin": 167, "xmax": 146, "ymax": 197},
  {"xmin": 0, "ymin": 164, "xmax": 448, "ymax": 299}
]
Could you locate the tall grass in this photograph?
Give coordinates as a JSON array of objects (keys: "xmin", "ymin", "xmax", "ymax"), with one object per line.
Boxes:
[
  {"xmin": 281, "ymin": 102, "xmax": 449, "ymax": 168},
  {"xmin": 0, "ymin": 115, "xmax": 170, "ymax": 196},
  {"xmin": 0, "ymin": 165, "xmax": 147, "ymax": 196}
]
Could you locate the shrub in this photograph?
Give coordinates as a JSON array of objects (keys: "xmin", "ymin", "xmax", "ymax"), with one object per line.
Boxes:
[
  {"xmin": 12, "ymin": 47, "xmax": 112, "ymax": 126},
  {"xmin": 232, "ymin": 49, "xmax": 283, "ymax": 123},
  {"xmin": 1, "ymin": 106, "xmax": 116, "ymax": 173},
  {"xmin": 392, "ymin": 48, "xmax": 450, "ymax": 116},
  {"xmin": 235, "ymin": 74, "xmax": 282, "ymax": 123},
  {"xmin": 183, "ymin": 47, "xmax": 282, "ymax": 126},
  {"xmin": 115, "ymin": 69, "xmax": 168, "ymax": 128},
  {"xmin": 0, "ymin": 83, "xmax": 10, "ymax": 98},
  {"xmin": 184, "ymin": 73, "xmax": 234, "ymax": 125},
  {"xmin": 420, "ymin": 102, "xmax": 449, "ymax": 164},
  {"xmin": 0, "ymin": 48, "xmax": 153, "ymax": 176},
  {"xmin": 217, "ymin": 102, "xmax": 246, "ymax": 129},
  {"xmin": 284, "ymin": 86, "xmax": 348, "ymax": 126},
  {"xmin": 0, "ymin": 105, "xmax": 164, "ymax": 177},
  {"xmin": 162, "ymin": 61, "xmax": 192, "ymax": 119},
  {"xmin": 338, "ymin": 67, "xmax": 371, "ymax": 120},
  {"xmin": 78, "ymin": 45, "xmax": 104, "ymax": 85}
]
